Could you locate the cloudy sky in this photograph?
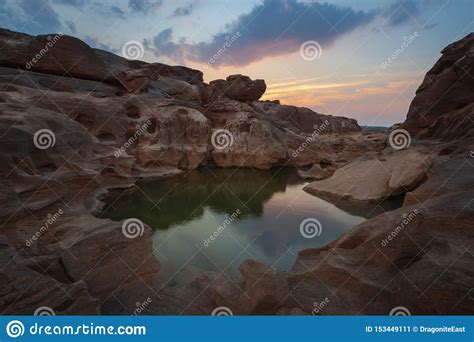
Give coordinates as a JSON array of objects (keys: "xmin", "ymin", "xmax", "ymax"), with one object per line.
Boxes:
[{"xmin": 1, "ymin": 0, "xmax": 473, "ymax": 125}]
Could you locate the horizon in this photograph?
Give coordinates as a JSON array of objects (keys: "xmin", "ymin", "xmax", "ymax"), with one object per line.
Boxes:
[{"xmin": 0, "ymin": 0, "xmax": 473, "ymax": 125}]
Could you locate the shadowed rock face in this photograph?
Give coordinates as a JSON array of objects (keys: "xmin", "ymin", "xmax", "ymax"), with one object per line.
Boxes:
[
  {"xmin": 0, "ymin": 29, "xmax": 115, "ymax": 83},
  {"xmin": 210, "ymin": 74, "xmax": 266, "ymax": 101},
  {"xmin": 401, "ymin": 32, "xmax": 474, "ymax": 140},
  {"xmin": 0, "ymin": 26, "xmax": 472, "ymax": 316}
]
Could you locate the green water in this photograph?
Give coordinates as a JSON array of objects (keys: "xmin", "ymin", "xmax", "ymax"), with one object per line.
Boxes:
[{"xmin": 99, "ymin": 168, "xmax": 393, "ymax": 286}]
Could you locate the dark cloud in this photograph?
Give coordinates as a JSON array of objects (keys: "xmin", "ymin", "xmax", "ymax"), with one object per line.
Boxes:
[
  {"xmin": 129, "ymin": 0, "xmax": 162, "ymax": 14},
  {"xmin": 173, "ymin": 1, "xmax": 197, "ymax": 17},
  {"xmin": 110, "ymin": 5, "xmax": 125, "ymax": 18},
  {"xmin": 147, "ymin": 0, "xmax": 378, "ymax": 67},
  {"xmin": 382, "ymin": 1, "xmax": 421, "ymax": 27}
]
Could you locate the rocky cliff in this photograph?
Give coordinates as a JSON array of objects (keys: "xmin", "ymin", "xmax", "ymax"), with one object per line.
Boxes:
[
  {"xmin": 401, "ymin": 32, "xmax": 474, "ymax": 140},
  {"xmin": 0, "ymin": 28, "xmax": 472, "ymax": 315}
]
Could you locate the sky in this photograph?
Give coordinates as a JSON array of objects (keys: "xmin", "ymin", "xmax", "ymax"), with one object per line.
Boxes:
[{"xmin": 0, "ymin": 0, "xmax": 473, "ymax": 126}]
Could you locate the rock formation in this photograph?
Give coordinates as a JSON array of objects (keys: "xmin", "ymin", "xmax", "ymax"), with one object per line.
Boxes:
[
  {"xmin": 401, "ymin": 32, "xmax": 474, "ymax": 140},
  {"xmin": 0, "ymin": 27, "xmax": 472, "ymax": 316},
  {"xmin": 304, "ymin": 149, "xmax": 432, "ymax": 202},
  {"xmin": 209, "ymin": 74, "xmax": 266, "ymax": 101}
]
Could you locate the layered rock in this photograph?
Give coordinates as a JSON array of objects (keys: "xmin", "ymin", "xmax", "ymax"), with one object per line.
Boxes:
[
  {"xmin": 401, "ymin": 32, "xmax": 474, "ymax": 140},
  {"xmin": 0, "ymin": 29, "xmax": 115, "ymax": 83},
  {"xmin": 297, "ymin": 163, "xmax": 336, "ymax": 181},
  {"xmin": 304, "ymin": 149, "xmax": 433, "ymax": 202},
  {"xmin": 210, "ymin": 74, "xmax": 266, "ymax": 101},
  {"xmin": 211, "ymin": 260, "xmax": 289, "ymax": 315},
  {"xmin": 253, "ymin": 101, "xmax": 361, "ymax": 134}
]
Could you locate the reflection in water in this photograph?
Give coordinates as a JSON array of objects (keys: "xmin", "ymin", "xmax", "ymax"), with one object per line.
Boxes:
[{"xmin": 100, "ymin": 168, "xmax": 369, "ymax": 286}]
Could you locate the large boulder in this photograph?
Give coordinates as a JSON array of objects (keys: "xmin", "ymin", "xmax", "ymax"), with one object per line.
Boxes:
[
  {"xmin": 210, "ymin": 74, "xmax": 266, "ymax": 101},
  {"xmin": 304, "ymin": 149, "xmax": 432, "ymax": 202},
  {"xmin": 211, "ymin": 260, "xmax": 289, "ymax": 315}
]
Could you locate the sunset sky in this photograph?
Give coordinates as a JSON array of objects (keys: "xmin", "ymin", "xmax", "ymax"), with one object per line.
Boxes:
[{"xmin": 1, "ymin": 0, "xmax": 473, "ymax": 125}]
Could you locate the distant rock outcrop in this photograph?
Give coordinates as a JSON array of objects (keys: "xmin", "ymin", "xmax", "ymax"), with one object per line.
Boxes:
[{"xmin": 210, "ymin": 74, "xmax": 266, "ymax": 101}]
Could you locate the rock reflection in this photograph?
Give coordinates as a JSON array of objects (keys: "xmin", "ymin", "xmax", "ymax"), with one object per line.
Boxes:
[{"xmin": 99, "ymin": 168, "xmax": 382, "ymax": 286}]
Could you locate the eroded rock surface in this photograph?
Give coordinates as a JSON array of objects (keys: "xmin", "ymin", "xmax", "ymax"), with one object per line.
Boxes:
[
  {"xmin": 304, "ymin": 149, "xmax": 433, "ymax": 202},
  {"xmin": 210, "ymin": 74, "xmax": 266, "ymax": 101},
  {"xmin": 401, "ymin": 32, "xmax": 474, "ymax": 140}
]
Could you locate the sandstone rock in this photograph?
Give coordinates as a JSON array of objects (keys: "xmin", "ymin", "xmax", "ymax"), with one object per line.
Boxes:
[
  {"xmin": 116, "ymin": 69, "xmax": 151, "ymax": 93},
  {"xmin": 298, "ymin": 163, "xmax": 336, "ymax": 181},
  {"xmin": 0, "ymin": 28, "xmax": 206, "ymax": 98},
  {"xmin": 211, "ymin": 118, "xmax": 288, "ymax": 169},
  {"xmin": 210, "ymin": 74, "xmax": 266, "ymax": 101},
  {"xmin": 211, "ymin": 260, "xmax": 289, "ymax": 315},
  {"xmin": 53, "ymin": 215, "xmax": 161, "ymax": 312},
  {"xmin": 149, "ymin": 76, "xmax": 203, "ymax": 102},
  {"xmin": 0, "ymin": 233, "xmax": 101, "ymax": 315},
  {"xmin": 146, "ymin": 63, "xmax": 204, "ymax": 84},
  {"xmin": 304, "ymin": 149, "xmax": 432, "ymax": 202},
  {"xmin": 401, "ymin": 32, "xmax": 474, "ymax": 140},
  {"xmin": 239, "ymin": 260, "xmax": 289, "ymax": 312},
  {"xmin": 253, "ymin": 101, "xmax": 361, "ymax": 134},
  {"xmin": 0, "ymin": 28, "xmax": 116, "ymax": 83},
  {"xmin": 135, "ymin": 105, "xmax": 211, "ymax": 170},
  {"xmin": 204, "ymin": 96, "xmax": 351, "ymax": 169}
]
